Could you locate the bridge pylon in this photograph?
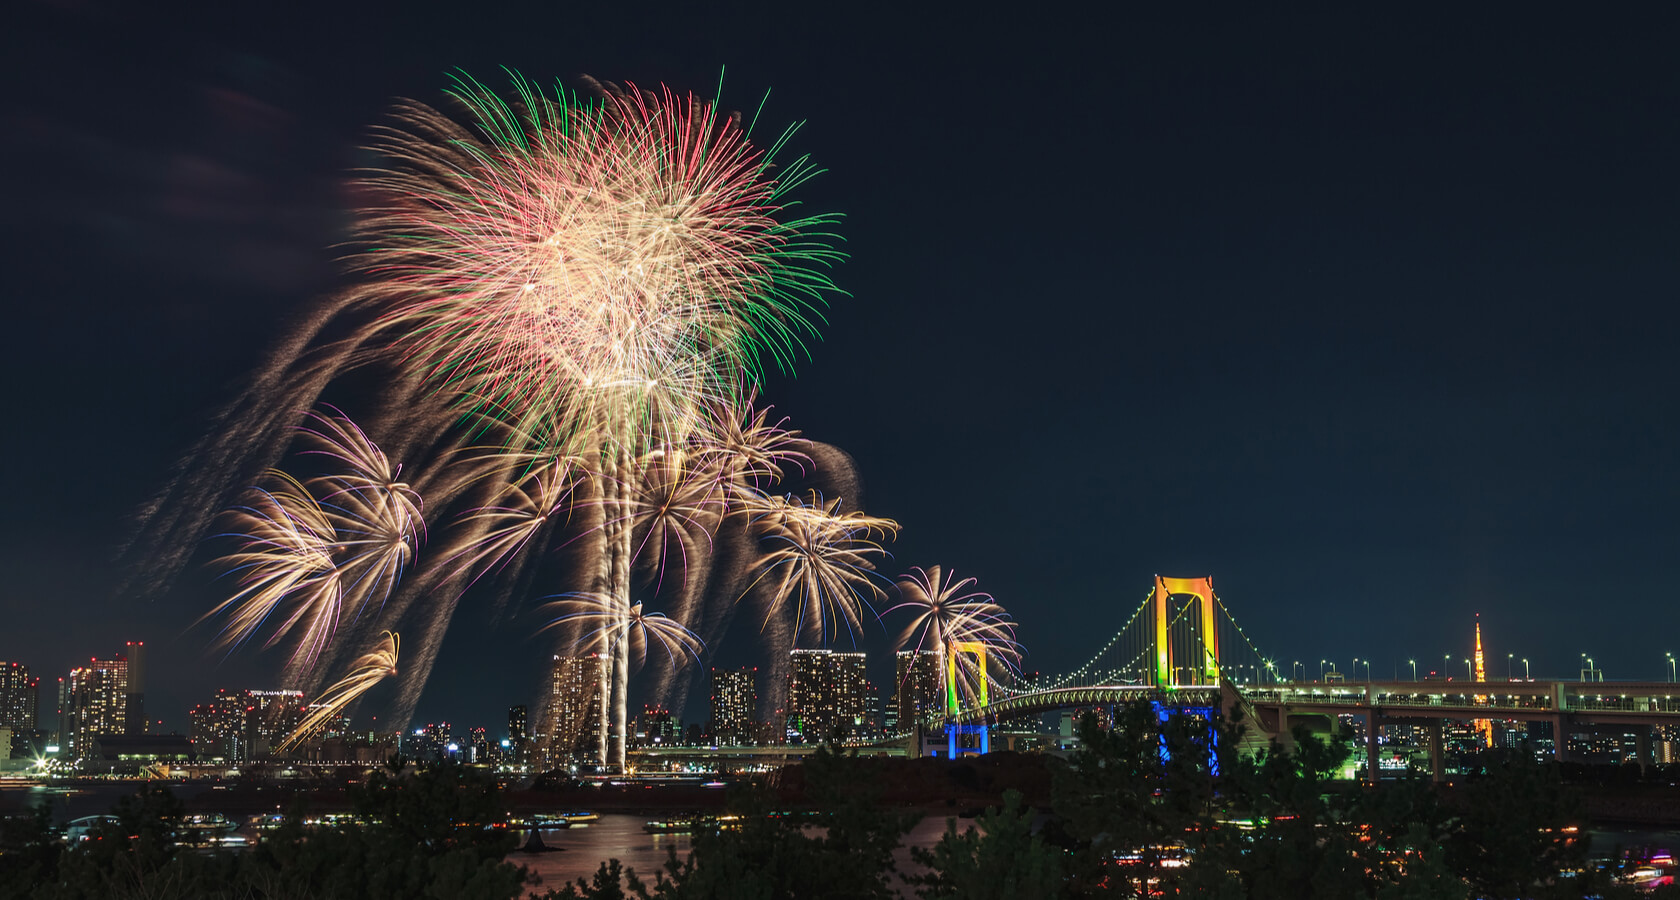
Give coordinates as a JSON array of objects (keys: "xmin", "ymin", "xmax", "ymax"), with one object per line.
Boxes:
[{"xmin": 1153, "ymin": 575, "xmax": 1221, "ymax": 688}]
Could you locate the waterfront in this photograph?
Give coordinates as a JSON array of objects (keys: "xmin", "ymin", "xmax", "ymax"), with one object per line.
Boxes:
[
  {"xmin": 511, "ymin": 813, "xmax": 969, "ymax": 896},
  {"xmin": 10, "ymin": 779, "xmax": 1680, "ymax": 896}
]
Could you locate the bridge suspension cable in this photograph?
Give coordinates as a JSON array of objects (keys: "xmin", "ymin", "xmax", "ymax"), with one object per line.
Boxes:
[{"xmin": 988, "ymin": 578, "xmax": 1281, "ymax": 710}]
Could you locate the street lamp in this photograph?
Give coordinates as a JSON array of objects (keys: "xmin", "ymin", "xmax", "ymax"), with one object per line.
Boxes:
[
  {"xmin": 1522, "ymin": 658, "xmax": 1530, "ymax": 680},
  {"xmin": 1293, "ymin": 661, "xmax": 1303, "ymax": 682},
  {"xmin": 1320, "ymin": 659, "xmax": 1329, "ymax": 679},
  {"xmin": 1463, "ymin": 659, "xmax": 1472, "ymax": 680},
  {"xmin": 1409, "ymin": 659, "xmax": 1417, "ymax": 681},
  {"xmin": 1507, "ymin": 653, "xmax": 1513, "ymax": 681},
  {"xmin": 1362, "ymin": 660, "xmax": 1372, "ymax": 680},
  {"xmin": 1667, "ymin": 653, "xmax": 1675, "ymax": 683}
]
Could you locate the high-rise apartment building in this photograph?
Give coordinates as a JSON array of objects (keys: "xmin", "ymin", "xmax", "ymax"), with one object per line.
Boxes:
[
  {"xmin": 64, "ymin": 656, "xmax": 127, "ymax": 758},
  {"xmin": 507, "ymin": 704, "xmax": 530, "ymax": 764},
  {"xmin": 637, "ymin": 705, "xmax": 678, "ymax": 746},
  {"xmin": 0, "ymin": 662, "xmax": 40, "ymax": 754},
  {"xmin": 788, "ymin": 649, "xmax": 870, "ymax": 741},
  {"xmin": 245, "ymin": 690, "xmax": 305, "ymax": 756},
  {"xmin": 894, "ymin": 650, "xmax": 943, "ymax": 733},
  {"xmin": 188, "ymin": 690, "xmax": 249, "ymax": 761},
  {"xmin": 53, "ymin": 678, "xmax": 67, "ymax": 749},
  {"xmin": 541, "ymin": 654, "xmax": 605, "ymax": 767},
  {"xmin": 710, "ymin": 667, "xmax": 757, "ymax": 746},
  {"xmin": 187, "ymin": 688, "xmax": 305, "ymax": 761}
]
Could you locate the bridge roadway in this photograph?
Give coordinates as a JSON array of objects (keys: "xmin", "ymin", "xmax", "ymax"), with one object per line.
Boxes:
[{"xmin": 966, "ymin": 679, "xmax": 1680, "ymax": 781}]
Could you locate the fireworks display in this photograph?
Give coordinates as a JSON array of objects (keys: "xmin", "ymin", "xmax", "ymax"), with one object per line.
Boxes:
[
  {"xmin": 137, "ymin": 71, "xmax": 1024, "ymax": 764},
  {"xmin": 277, "ymin": 632, "xmax": 400, "ymax": 754},
  {"xmin": 890, "ymin": 566, "xmax": 1021, "ymax": 711},
  {"xmin": 746, "ymin": 492, "xmax": 899, "ymax": 646}
]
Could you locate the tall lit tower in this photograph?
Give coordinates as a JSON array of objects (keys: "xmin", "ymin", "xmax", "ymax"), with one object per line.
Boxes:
[
  {"xmin": 123, "ymin": 641, "xmax": 146, "ymax": 735},
  {"xmin": 64, "ymin": 656, "xmax": 128, "ymax": 758},
  {"xmin": 1473, "ymin": 616, "xmax": 1486, "ymax": 684},
  {"xmin": 1473, "ymin": 616, "xmax": 1492, "ymax": 747}
]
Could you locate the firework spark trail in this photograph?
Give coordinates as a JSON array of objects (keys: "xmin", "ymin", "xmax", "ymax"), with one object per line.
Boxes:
[
  {"xmin": 446, "ymin": 454, "xmax": 580, "ymax": 583},
  {"xmin": 206, "ymin": 471, "xmax": 345, "ymax": 669},
  {"xmin": 297, "ymin": 410, "xmax": 424, "ymax": 611},
  {"xmin": 694, "ymin": 390, "xmax": 810, "ymax": 495},
  {"xmin": 121, "ymin": 320, "xmax": 373, "ymax": 600},
  {"xmin": 278, "ymin": 631, "xmax": 399, "ymax": 754},
  {"xmin": 543, "ymin": 594, "xmax": 705, "ymax": 671}
]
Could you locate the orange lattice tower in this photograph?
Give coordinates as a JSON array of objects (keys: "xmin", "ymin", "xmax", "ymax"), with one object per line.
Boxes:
[{"xmin": 1473, "ymin": 615, "xmax": 1492, "ymax": 746}]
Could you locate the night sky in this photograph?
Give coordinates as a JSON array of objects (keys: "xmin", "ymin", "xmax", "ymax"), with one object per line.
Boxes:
[{"xmin": 7, "ymin": 2, "xmax": 1680, "ymax": 735}]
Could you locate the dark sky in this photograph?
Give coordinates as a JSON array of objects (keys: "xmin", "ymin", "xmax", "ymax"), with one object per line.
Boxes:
[{"xmin": 6, "ymin": 2, "xmax": 1680, "ymax": 735}]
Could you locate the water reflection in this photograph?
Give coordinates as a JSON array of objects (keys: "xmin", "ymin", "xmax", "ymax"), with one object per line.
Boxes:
[{"xmin": 511, "ymin": 813, "xmax": 972, "ymax": 896}]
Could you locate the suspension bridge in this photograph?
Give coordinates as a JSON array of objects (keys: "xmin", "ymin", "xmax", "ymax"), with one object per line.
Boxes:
[
  {"xmin": 955, "ymin": 575, "xmax": 1278, "ymax": 724},
  {"xmin": 940, "ymin": 575, "xmax": 1680, "ymax": 780}
]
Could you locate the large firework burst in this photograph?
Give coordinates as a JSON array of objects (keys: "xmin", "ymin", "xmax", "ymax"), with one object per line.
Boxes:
[
  {"xmin": 745, "ymin": 492, "xmax": 899, "ymax": 647},
  {"xmin": 359, "ymin": 73, "xmax": 841, "ymax": 455},
  {"xmin": 161, "ymin": 72, "xmax": 874, "ymax": 771}
]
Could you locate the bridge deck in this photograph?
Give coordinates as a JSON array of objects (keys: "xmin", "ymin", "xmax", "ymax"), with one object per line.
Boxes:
[{"xmin": 961, "ymin": 680, "xmax": 1680, "ymax": 725}]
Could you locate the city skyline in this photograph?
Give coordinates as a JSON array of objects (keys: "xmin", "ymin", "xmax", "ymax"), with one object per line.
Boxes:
[
  {"xmin": 8, "ymin": 5, "xmax": 1680, "ymax": 734},
  {"xmin": 7, "ymin": 609, "xmax": 1678, "ymax": 747}
]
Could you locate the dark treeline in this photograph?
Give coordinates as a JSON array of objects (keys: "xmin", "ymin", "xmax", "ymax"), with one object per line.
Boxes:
[
  {"xmin": 2, "ymin": 710, "xmax": 1676, "ymax": 899},
  {"xmin": 562, "ymin": 709, "xmax": 1674, "ymax": 900}
]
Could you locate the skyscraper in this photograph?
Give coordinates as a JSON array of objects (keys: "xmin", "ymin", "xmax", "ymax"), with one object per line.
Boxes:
[
  {"xmin": 894, "ymin": 649, "xmax": 943, "ymax": 733},
  {"xmin": 508, "ymin": 704, "xmax": 530, "ymax": 765},
  {"xmin": 186, "ymin": 688, "xmax": 305, "ymax": 761},
  {"xmin": 710, "ymin": 667, "xmax": 757, "ymax": 746},
  {"xmin": 788, "ymin": 649, "xmax": 870, "ymax": 741},
  {"xmin": 0, "ymin": 663, "xmax": 39, "ymax": 732},
  {"xmin": 244, "ymin": 690, "xmax": 306, "ymax": 757},
  {"xmin": 64, "ymin": 656, "xmax": 127, "ymax": 758},
  {"xmin": 0, "ymin": 661, "xmax": 39, "ymax": 758},
  {"xmin": 123, "ymin": 641, "xmax": 146, "ymax": 735},
  {"xmin": 541, "ymin": 654, "xmax": 605, "ymax": 767},
  {"xmin": 188, "ymin": 690, "xmax": 249, "ymax": 761},
  {"xmin": 637, "ymin": 705, "xmax": 678, "ymax": 746}
]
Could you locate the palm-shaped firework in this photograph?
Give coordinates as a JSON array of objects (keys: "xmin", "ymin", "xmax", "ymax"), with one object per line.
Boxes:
[
  {"xmin": 890, "ymin": 566, "xmax": 1021, "ymax": 716},
  {"xmin": 207, "ymin": 470, "xmax": 344, "ymax": 668},
  {"xmin": 745, "ymin": 491, "xmax": 899, "ymax": 647},
  {"xmin": 544, "ymin": 594, "xmax": 705, "ymax": 670},
  {"xmin": 207, "ymin": 410, "xmax": 423, "ymax": 675}
]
